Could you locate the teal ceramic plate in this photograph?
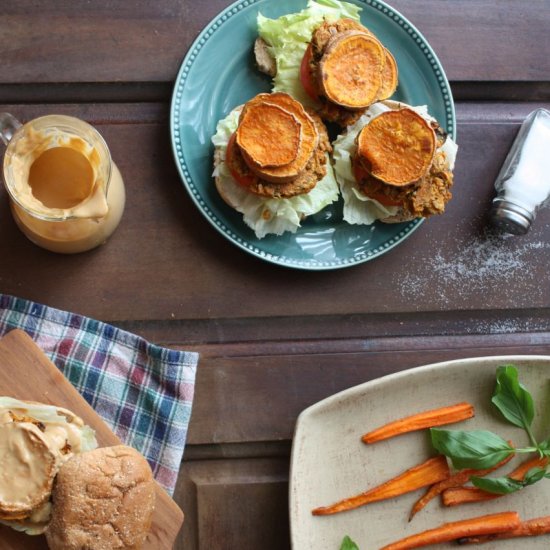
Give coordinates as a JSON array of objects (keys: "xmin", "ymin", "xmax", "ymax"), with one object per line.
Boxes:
[{"xmin": 170, "ymin": 0, "xmax": 456, "ymax": 270}]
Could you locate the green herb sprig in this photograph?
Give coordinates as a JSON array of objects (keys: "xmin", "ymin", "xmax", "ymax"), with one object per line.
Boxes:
[
  {"xmin": 430, "ymin": 365, "xmax": 550, "ymax": 495},
  {"xmin": 340, "ymin": 535, "xmax": 359, "ymax": 550}
]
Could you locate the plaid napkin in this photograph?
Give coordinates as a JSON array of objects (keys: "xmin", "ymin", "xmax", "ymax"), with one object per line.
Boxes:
[{"xmin": 0, "ymin": 294, "xmax": 198, "ymax": 495}]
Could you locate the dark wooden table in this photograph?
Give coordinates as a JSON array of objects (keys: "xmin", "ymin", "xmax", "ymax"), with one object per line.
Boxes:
[{"xmin": 1, "ymin": 1, "xmax": 550, "ymax": 548}]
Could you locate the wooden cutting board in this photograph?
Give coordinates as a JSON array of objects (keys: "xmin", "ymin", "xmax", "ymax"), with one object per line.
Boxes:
[{"xmin": 0, "ymin": 329, "xmax": 184, "ymax": 549}]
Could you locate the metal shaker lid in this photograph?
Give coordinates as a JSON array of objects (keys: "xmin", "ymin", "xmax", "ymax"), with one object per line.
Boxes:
[{"xmin": 490, "ymin": 199, "xmax": 534, "ymax": 235}]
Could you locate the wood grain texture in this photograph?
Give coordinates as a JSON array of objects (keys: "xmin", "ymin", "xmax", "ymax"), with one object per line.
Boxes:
[
  {"xmin": 0, "ymin": 1, "xmax": 548, "ymax": 86},
  {"xmin": 1, "ymin": 103, "xmax": 550, "ymax": 323},
  {"xmin": 0, "ymin": 1, "xmax": 548, "ymax": 549},
  {"xmin": 186, "ymin": 334, "xmax": 550, "ymax": 446},
  {"xmin": 173, "ymin": 458, "xmax": 290, "ymax": 550},
  {"xmin": 0, "ymin": 330, "xmax": 183, "ymax": 550}
]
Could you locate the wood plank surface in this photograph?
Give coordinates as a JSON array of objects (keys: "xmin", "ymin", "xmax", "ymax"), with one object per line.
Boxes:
[
  {"xmin": 0, "ymin": 329, "xmax": 183, "ymax": 550},
  {"xmin": 1, "ymin": 2, "xmax": 550, "ymax": 548},
  {"xmin": 0, "ymin": 1, "xmax": 548, "ymax": 88},
  {"xmin": 0, "ymin": 102, "xmax": 549, "ymax": 323},
  {"xmin": 174, "ymin": 458, "xmax": 290, "ymax": 550},
  {"xmin": 186, "ymin": 334, "xmax": 550, "ymax": 446}
]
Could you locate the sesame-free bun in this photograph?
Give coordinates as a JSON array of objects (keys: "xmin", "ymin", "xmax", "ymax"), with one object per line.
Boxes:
[{"xmin": 45, "ymin": 445, "xmax": 156, "ymax": 550}]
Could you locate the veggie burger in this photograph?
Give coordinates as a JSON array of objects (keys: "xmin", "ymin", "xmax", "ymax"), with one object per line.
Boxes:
[
  {"xmin": 255, "ymin": 1, "xmax": 396, "ymax": 127},
  {"xmin": 212, "ymin": 92, "xmax": 339, "ymax": 238},
  {"xmin": 333, "ymin": 100, "xmax": 457, "ymax": 225}
]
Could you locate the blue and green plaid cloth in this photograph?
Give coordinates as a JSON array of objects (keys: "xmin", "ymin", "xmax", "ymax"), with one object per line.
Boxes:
[{"xmin": 0, "ymin": 294, "xmax": 198, "ymax": 495}]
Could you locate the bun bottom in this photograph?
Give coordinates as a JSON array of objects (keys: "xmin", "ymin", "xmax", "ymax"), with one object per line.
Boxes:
[
  {"xmin": 380, "ymin": 209, "xmax": 418, "ymax": 223},
  {"xmin": 214, "ymin": 147, "xmax": 308, "ymax": 222},
  {"xmin": 213, "ymin": 148, "xmax": 237, "ymax": 210}
]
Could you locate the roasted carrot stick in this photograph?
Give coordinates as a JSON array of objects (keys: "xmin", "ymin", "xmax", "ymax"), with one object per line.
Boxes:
[
  {"xmin": 380, "ymin": 511, "xmax": 521, "ymax": 550},
  {"xmin": 311, "ymin": 455, "xmax": 449, "ymax": 516},
  {"xmin": 442, "ymin": 455, "xmax": 549, "ymax": 507},
  {"xmin": 458, "ymin": 515, "xmax": 550, "ymax": 545},
  {"xmin": 441, "ymin": 485, "xmax": 499, "ymax": 507},
  {"xmin": 409, "ymin": 450, "xmax": 514, "ymax": 520},
  {"xmin": 362, "ymin": 402, "xmax": 474, "ymax": 444}
]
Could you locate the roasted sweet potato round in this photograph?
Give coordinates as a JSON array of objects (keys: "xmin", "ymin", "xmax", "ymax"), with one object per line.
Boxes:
[
  {"xmin": 377, "ymin": 49, "xmax": 398, "ymax": 100},
  {"xmin": 236, "ymin": 102, "xmax": 301, "ymax": 168},
  {"xmin": 319, "ymin": 31, "xmax": 385, "ymax": 109},
  {"xmin": 357, "ymin": 108, "xmax": 436, "ymax": 186},
  {"xmin": 239, "ymin": 93, "xmax": 320, "ymax": 183}
]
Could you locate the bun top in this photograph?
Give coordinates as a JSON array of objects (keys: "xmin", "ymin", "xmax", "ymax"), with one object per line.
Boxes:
[{"xmin": 45, "ymin": 445, "xmax": 156, "ymax": 550}]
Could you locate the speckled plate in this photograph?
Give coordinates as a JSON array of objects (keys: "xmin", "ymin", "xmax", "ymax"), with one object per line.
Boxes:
[
  {"xmin": 291, "ymin": 356, "xmax": 550, "ymax": 549},
  {"xmin": 170, "ymin": 0, "xmax": 456, "ymax": 270}
]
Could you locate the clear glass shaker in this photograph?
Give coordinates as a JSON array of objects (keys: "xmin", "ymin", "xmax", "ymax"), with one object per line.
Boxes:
[{"xmin": 490, "ymin": 108, "xmax": 550, "ymax": 235}]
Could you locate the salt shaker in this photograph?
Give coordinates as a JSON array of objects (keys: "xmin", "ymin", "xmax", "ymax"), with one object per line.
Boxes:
[{"xmin": 490, "ymin": 108, "xmax": 550, "ymax": 235}]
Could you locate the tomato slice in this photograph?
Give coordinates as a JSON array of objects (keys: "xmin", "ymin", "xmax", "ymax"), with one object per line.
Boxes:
[
  {"xmin": 225, "ymin": 133, "xmax": 257, "ymax": 188},
  {"xmin": 300, "ymin": 44, "xmax": 319, "ymax": 101},
  {"xmin": 352, "ymin": 159, "xmax": 401, "ymax": 207}
]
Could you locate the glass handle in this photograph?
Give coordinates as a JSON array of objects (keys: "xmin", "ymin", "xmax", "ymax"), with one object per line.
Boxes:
[{"xmin": 0, "ymin": 113, "xmax": 22, "ymax": 145}]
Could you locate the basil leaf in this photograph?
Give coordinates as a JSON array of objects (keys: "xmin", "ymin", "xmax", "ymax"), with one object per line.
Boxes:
[
  {"xmin": 470, "ymin": 475, "xmax": 524, "ymax": 494},
  {"xmin": 539, "ymin": 438, "xmax": 550, "ymax": 452},
  {"xmin": 523, "ymin": 466, "xmax": 547, "ymax": 485},
  {"xmin": 492, "ymin": 365, "xmax": 535, "ymax": 430},
  {"xmin": 340, "ymin": 535, "xmax": 359, "ymax": 550},
  {"xmin": 431, "ymin": 429, "xmax": 514, "ymax": 470}
]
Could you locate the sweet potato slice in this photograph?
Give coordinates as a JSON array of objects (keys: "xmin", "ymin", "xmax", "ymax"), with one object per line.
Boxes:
[
  {"xmin": 240, "ymin": 93, "xmax": 320, "ymax": 183},
  {"xmin": 319, "ymin": 31, "xmax": 384, "ymax": 109},
  {"xmin": 357, "ymin": 108, "xmax": 436, "ymax": 186},
  {"xmin": 236, "ymin": 102, "xmax": 301, "ymax": 168},
  {"xmin": 377, "ymin": 48, "xmax": 398, "ymax": 100}
]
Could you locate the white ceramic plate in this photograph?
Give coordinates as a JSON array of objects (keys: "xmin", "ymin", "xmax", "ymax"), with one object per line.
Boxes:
[{"xmin": 290, "ymin": 356, "xmax": 550, "ymax": 549}]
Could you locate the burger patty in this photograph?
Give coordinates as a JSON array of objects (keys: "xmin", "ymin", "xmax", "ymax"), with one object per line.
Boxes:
[
  {"xmin": 308, "ymin": 19, "xmax": 372, "ymax": 127},
  {"xmin": 356, "ymin": 148, "xmax": 454, "ymax": 217},
  {"xmin": 228, "ymin": 109, "xmax": 332, "ymax": 199}
]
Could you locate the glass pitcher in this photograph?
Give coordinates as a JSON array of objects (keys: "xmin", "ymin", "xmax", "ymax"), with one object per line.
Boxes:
[{"xmin": 0, "ymin": 113, "xmax": 125, "ymax": 253}]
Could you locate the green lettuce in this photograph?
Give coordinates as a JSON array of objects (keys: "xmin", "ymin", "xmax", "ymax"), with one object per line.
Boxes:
[
  {"xmin": 212, "ymin": 108, "xmax": 339, "ymax": 239},
  {"xmin": 257, "ymin": 0, "xmax": 361, "ymax": 106},
  {"xmin": 0, "ymin": 396, "xmax": 97, "ymax": 451}
]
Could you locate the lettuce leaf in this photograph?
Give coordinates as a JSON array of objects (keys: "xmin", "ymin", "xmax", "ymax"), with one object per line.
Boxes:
[
  {"xmin": 212, "ymin": 108, "xmax": 339, "ymax": 239},
  {"xmin": 257, "ymin": 0, "xmax": 361, "ymax": 106},
  {"xmin": 0, "ymin": 397, "xmax": 97, "ymax": 445}
]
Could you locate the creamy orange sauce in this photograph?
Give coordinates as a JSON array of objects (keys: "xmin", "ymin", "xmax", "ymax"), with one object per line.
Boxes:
[
  {"xmin": 28, "ymin": 146, "xmax": 95, "ymax": 209},
  {"xmin": 3, "ymin": 115, "xmax": 125, "ymax": 253},
  {"xmin": 0, "ymin": 423, "xmax": 54, "ymax": 507},
  {"xmin": 0, "ymin": 399, "xmax": 97, "ymax": 533}
]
